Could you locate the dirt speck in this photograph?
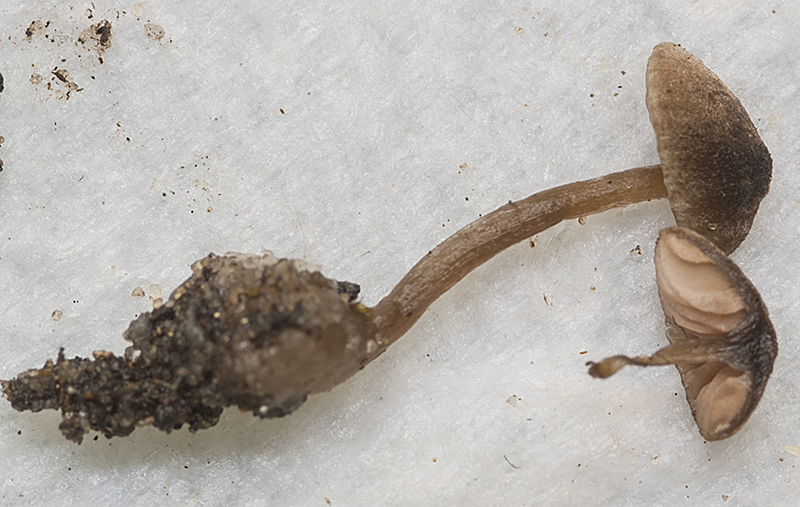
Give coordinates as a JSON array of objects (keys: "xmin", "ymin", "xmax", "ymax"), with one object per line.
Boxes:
[
  {"xmin": 49, "ymin": 69, "xmax": 81, "ymax": 99},
  {"xmin": 144, "ymin": 23, "xmax": 164, "ymax": 41},
  {"xmin": 25, "ymin": 20, "xmax": 44, "ymax": 40},
  {"xmin": 52, "ymin": 69, "xmax": 69, "ymax": 83},
  {"xmin": 78, "ymin": 20, "xmax": 112, "ymax": 57}
]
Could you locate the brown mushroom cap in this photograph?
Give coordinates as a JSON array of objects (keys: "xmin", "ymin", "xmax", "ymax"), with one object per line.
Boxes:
[
  {"xmin": 655, "ymin": 227, "xmax": 777, "ymax": 440},
  {"xmin": 646, "ymin": 43, "xmax": 772, "ymax": 254},
  {"xmin": 587, "ymin": 227, "xmax": 777, "ymax": 440}
]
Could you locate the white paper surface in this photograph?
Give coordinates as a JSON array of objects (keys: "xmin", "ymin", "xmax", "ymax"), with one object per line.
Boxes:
[{"xmin": 1, "ymin": 1, "xmax": 798, "ymax": 505}]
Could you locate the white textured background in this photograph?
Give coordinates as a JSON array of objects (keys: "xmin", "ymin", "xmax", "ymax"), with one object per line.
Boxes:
[{"xmin": 0, "ymin": 1, "xmax": 798, "ymax": 506}]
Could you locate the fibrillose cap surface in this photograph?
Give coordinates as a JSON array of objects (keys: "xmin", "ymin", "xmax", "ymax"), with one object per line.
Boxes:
[{"xmin": 646, "ymin": 42, "xmax": 772, "ymax": 255}]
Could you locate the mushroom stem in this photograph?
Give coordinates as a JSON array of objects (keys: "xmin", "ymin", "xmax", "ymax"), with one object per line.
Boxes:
[
  {"xmin": 370, "ymin": 164, "xmax": 667, "ymax": 350},
  {"xmin": 586, "ymin": 335, "xmax": 728, "ymax": 378}
]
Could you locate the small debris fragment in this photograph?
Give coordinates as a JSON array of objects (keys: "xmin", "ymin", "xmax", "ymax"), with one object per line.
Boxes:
[
  {"xmin": 92, "ymin": 350, "xmax": 114, "ymax": 360},
  {"xmin": 144, "ymin": 23, "xmax": 164, "ymax": 41},
  {"xmin": 50, "ymin": 69, "xmax": 81, "ymax": 98},
  {"xmin": 51, "ymin": 310, "xmax": 63, "ymax": 321},
  {"xmin": 149, "ymin": 284, "xmax": 162, "ymax": 300},
  {"xmin": 52, "ymin": 69, "xmax": 69, "ymax": 83},
  {"xmin": 336, "ymin": 281, "xmax": 361, "ymax": 302},
  {"xmin": 78, "ymin": 20, "xmax": 112, "ymax": 57},
  {"xmin": 503, "ymin": 455, "xmax": 520, "ymax": 469},
  {"xmin": 25, "ymin": 20, "xmax": 43, "ymax": 40}
]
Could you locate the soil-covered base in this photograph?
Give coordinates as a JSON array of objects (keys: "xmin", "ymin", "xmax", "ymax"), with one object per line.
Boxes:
[{"xmin": 2, "ymin": 253, "xmax": 374, "ymax": 443}]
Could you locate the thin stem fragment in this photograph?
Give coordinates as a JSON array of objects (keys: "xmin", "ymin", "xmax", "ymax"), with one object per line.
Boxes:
[{"xmin": 586, "ymin": 335, "xmax": 729, "ymax": 378}]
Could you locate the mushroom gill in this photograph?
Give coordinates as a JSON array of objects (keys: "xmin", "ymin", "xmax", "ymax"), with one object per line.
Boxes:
[{"xmin": 656, "ymin": 228, "xmax": 748, "ymax": 336}]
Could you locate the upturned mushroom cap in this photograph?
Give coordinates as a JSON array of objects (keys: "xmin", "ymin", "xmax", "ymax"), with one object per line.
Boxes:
[
  {"xmin": 587, "ymin": 227, "xmax": 777, "ymax": 440},
  {"xmin": 646, "ymin": 42, "xmax": 772, "ymax": 255},
  {"xmin": 655, "ymin": 227, "xmax": 776, "ymax": 440}
]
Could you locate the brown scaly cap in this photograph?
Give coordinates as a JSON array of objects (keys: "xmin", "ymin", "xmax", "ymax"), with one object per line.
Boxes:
[{"xmin": 646, "ymin": 42, "xmax": 772, "ymax": 254}]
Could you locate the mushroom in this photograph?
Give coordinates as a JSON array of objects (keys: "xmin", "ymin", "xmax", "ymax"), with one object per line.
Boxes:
[
  {"xmin": 370, "ymin": 41, "xmax": 772, "ymax": 349},
  {"xmin": 587, "ymin": 227, "xmax": 777, "ymax": 440},
  {"xmin": 2, "ymin": 43, "xmax": 773, "ymax": 443}
]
